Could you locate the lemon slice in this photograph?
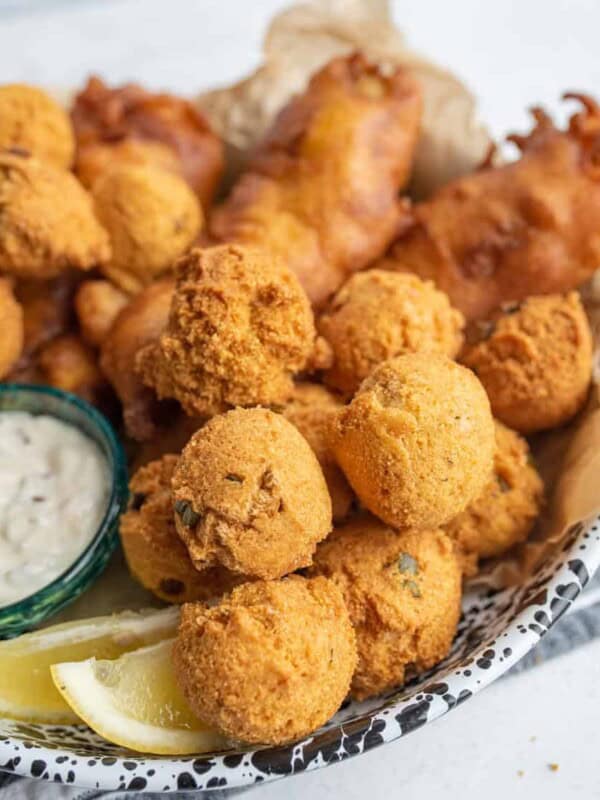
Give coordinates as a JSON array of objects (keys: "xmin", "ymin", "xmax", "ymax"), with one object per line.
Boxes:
[
  {"xmin": 0, "ymin": 606, "xmax": 179, "ymax": 724},
  {"xmin": 51, "ymin": 639, "xmax": 227, "ymax": 755}
]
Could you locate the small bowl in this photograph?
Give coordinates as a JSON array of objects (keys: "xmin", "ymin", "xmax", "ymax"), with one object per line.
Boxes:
[{"xmin": 0, "ymin": 384, "xmax": 128, "ymax": 638}]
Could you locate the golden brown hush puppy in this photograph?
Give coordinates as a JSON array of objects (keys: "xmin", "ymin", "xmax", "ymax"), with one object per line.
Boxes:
[
  {"xmin": 74, "ymin": 279, "xmax": 129, "ymax": 348},
  {"xmin": 172, "ymin": 576, "xmax": 357, "ymax": 745},
  {"xmin": 120, "ymin": 455, "xmax": 245, "ymax": 603},
  {"xmin": 444, "ymin": 421, "xmax": 544, "ymax": 573},
  {"xmin": 136, "ymin": 245, "xmax": 320, "ymax": 418},
  {"xmin": 318, "ymin": 270, "xmax": 464, "ymax": 395},
  {"xmin": 0, "ymin": 277, "xmax": 24, "ymax": 378},
  {"xmin": 461, "ymin": 293, "xmax": 593, "ymax": 434},
  {"xmin": 282, "ymin": 383, "xmax": 355, "ymax": 522},
  {"xmin": 308, "ymin": 515, "xmax": 461, "ymax": 701},
  {"xmin": 330, "ymin": 354, "xmax": 495, "ymax": 529},
  {"xmin": 0, "ymin": 84, "xmax": 75, "ymax": 168},
  {"xmin": 171, "ymin": 408, "xmax": 332, "ymax": 579},
  {"xmin": 92, "ymin": 163, "xmax": 202, "ymax": 294},
  {"xmin": 0, "ymin": 151, "xmax": 110, "ymax": 279}
]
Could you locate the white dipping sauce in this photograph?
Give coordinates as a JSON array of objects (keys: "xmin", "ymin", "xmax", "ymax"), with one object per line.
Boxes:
[{"xmin": 0, "ymin": 412, "xmax": 110, "ymax": 607}]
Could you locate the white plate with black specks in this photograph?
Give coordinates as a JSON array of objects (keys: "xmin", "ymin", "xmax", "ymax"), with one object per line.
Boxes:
[{"xmin": 0, "ymin": 513, "xmax": 598, "ymax": 794}]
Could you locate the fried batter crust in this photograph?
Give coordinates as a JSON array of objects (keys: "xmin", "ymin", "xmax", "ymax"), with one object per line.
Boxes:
[
  {"xmin": 331, "ymin": 354, "xmax": 495, "ymax": 529},
  {"xmin": 173, "ymin": 576, "xmax": 357, "ymax": 744},
  {"xmin": 461, "ymin": 293, "xmax": 592, "ymax": 433},
  {"xmin": 211, "ymin": 53, "xmax": 421, "ymax": 307},
  {"xmin": 120, "ymin": 455, "xmax": 245, "ymax": 603},
  {"xmin": 172, "ymin": 408, "xmax": 332, "ymax": 579},
  {"xmin": 378, "ymin": 97, "xmax": 600, "ymax": 320},
  {"xmin": 308, "ymin": 516, "xmax": 461, "ymax": 700},
  {"xmin": 0, "ymin": 152, "xmax": 110, "ymax": 279},
  {"xmin": 136, "ymin": 245, "xmax": 319, "ymax": 417},
  {"xmin": 318, "ymin": 270, "xmax": 464, "ymax": 394}
]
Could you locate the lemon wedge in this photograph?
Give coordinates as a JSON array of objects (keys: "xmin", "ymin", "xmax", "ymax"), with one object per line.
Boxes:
[
  {"xmin": 0, "ymin": 606, "xmax": 179, "ymax": 724},
  {"xmin": 51, "ymin": 639, "xmax": 227, "ymax": 755}
]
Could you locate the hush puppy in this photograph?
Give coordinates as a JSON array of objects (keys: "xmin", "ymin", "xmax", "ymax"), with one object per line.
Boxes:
[
  {"xmin": 282, "ymin": 383, "xmax": 354, "ymax": 522},
  {"xmin": 120, "ymin": 455, "xmax": 244, "ymax": 603},
  {"xmin": 0, "ymin": 277, "xmax": 24, "ymax": 378},
  {"xmin": 444, "ymin": 421, "xmax": 544, "ymax": 572},
  {"xmin": 172, "ymin": 408, "xmax": 332, "ymax": 579},
  {"xmin": 331, "ymin": 354, "xmax": 495, "ymax": 529},
  {"xmin": 308, "ymin": 515, "xmax": 461, "ymax": 700},
  {"xmin": 0, "ymin": 151, "xmax": 110, "ymax": 279},
  {"xmin": 319, "ymin": 270, "xmax": 464, "ymax": 394},
  {"xmin": 461, "ymin": 293, "xmax": 593, "ymax": 434},
  {"xmin": 173, "ymin": 576, "xmax": 357, "ymax": 745},
  {"xmin": 0, "ymin": 84, "xmax": 75, "ymax": 168},
  {"xmin": 74, "ymin": 279, "xmax": 129, "ymax": 347},
  {"xmin": 137, "ymin": 245, "xmax": 319, "ymax": 417},
  {"xmin": 92, "ymin": 163, "xmax": 202, "ymax": 294}
]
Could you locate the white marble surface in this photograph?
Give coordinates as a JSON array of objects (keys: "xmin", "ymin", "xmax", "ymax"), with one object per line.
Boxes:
[{"xmin": 1, "ymin": 1, "xmax": 600, "ymax": 797}]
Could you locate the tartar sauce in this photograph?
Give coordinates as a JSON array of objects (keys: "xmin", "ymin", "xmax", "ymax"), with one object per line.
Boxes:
[{"xmin": 0, "ymin": 412, "xmax": 110, "ymax": 607}]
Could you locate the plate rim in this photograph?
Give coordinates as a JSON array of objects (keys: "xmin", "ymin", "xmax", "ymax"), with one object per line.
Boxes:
[{"xmin": 1, "ymin": 512, "xmax": 599, "ymax": 793}]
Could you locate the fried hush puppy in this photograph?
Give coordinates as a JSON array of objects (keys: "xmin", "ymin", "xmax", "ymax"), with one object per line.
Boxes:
[
  {"xmin": 0, "ymin": 151, "xmax": 110, "ymax": 279},
  {"xmin": 308, "ymin": 516, "xmax": 461, "ymax": 701},
  {"xmin": 461, "ymin": 293, "xmax": 593, "ymax": 434},
  {"xmin": 136, "ymin": 245, "xmax": 319, "ymax": 417},
  {"xmin": 318, "ymin": 270, "xmax": 465, "ymax": 395},
  {"xmin": 171, "ymin": 408, "xmax": 332, "ymax": 579},
  {"xmin": 0, "ymin": 84, "xmax": 75, "ymax": 168},
  {"xmin": 0, "ymin": 277, "xmax": 24, "ymax": 378},
  {"xmin": 331, "ymin": 354, "xmax": 495, "ymax": 529},
  {"xmin": 120, "ymin": 455, "xmax": 245, "ymax": 603},
  {"xmin": 377, "ymin": 95, "xmax": 600, "ymax": 321},
  {"xmin": 100, "ymin": 278, "xmax": 174, "ymax": 441},
  {"xmin": 92, "ymin": 163, "xmax": 202, "ymax": 294},
  {"xmin": 75, "ymin": 138, "xmax": 181, "ymax": 191},
  {"xmin": 172, "ymin": 576, "xmax": 357, "ymax": 745},
  {"xmin": 444, "ymin": 421, "xmax": 544, "ymax": 574},
  {"xmin": 282, "ymin": 383, "xmax": 354, "ymax": 522},
  {"xmin": 210, "ymin": 53, "xmax": 422, "ymax": 307},
  {"xmin": 37, "ymin": 333, "xmax": 113, "ymax": 409},
  {"xmin": 13, "ymin": 273, "xmax": 78, "ymax": 362},
  {"xmin": 74, "ymin": 279, "xmax": 129, "ymax": 348},
  {"xmin": 72, "ymin": 76, "xmax": 224, "ymax": 207}
]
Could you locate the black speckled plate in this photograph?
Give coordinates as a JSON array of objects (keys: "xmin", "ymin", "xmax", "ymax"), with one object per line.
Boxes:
[{"xmin": 1, "ymin": 514, "xmax": 598, "ymax": 793}]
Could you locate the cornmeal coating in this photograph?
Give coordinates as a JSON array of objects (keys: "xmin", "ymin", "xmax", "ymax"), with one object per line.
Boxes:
[
  {"xmin": 120, "ymin": 455, "xmax": 244, "ymax": 603},
  {"xmin": 331, "ymin": 354, "xmax": 495, "ymax": 529},
  {"xmin": 461, "ymin": 293, "xmax": 592, "ymax": 434},
  {"xmin": 308, "ymin": 515, "xmax": 461, "ymax": 700},
  {"xmin": 0, "ymin": 277, "xmax": 24, "ymax": 379},
  {"xmin": 172, "ymin": 408, "xmax": 332, "ymax": 579},
  {"xmin": 318, "ymin": 270, "xmax": 465, "ymax": 394},
  {"xmin": 210, "ymin": 53, "xmax": 422, "ymax": 307},
  {"xmin": 100, "ymin": 279, "xmax": 174, "ymax": 441},
  {"xmin": 444, "ymin": 421, "xmax": 544, "ymax": 573},
  {"xmin": 75, "ymin": 138, "xmax": 181, "ymax": 191},
  {"xmin": 282, "ymin": 383, "xmax": 354, "ymax": 522},
  {"xmin": 136, "ymin": 245, "xmax": 319, "ymax": 417},
  {"xmin": 74, "ymin": 279, "xmax": 129, "ymax": 348},
  {"xmin": 0, "ymin": 151, "xmax": 110, "ymax": 279},
  {"xmin": 377, "ymin": 97, "xmax": 600, "ymax": 321},
  {"xmin": 0, "ymin": 84, "xmax": 75, "ymax": 168},
  {"xmin": 92, "ymin": 163, "xmax": 202, "ymax": 294},
  {"xmin": 173, "ymin": 576, "xmax": 357, "ymax": 745}
]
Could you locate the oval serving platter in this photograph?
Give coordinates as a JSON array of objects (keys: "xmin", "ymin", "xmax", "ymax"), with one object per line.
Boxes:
[{"xmin": 0, "ymin": 512, "xmax": 598, "ymax": 793}]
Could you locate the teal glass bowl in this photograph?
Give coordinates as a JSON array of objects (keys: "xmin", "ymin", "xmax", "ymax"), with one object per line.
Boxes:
[{"xmin": 0, "ymin": 385, "xmax": 128, "ymax": 638}]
